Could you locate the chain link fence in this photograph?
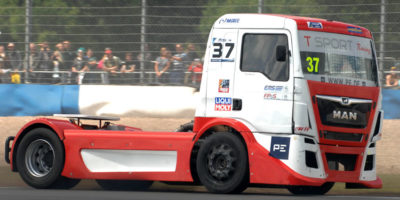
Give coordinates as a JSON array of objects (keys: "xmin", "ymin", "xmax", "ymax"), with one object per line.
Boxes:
[{"xmin": 0, "ymin": 0, "xmax": 398, "ymax": 87}]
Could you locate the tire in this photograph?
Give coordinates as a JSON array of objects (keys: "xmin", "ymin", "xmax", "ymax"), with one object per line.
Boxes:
[
  {"xmin": 175, "ymin": 121, "xmax": 194, "ymax": 132},
  {"xmin": 287, "ymin": 182, "xmax": 335, "ymax": 195},
  {"xmin": 96, "ymin": 180, "xmax": 153, "ymax": 191},
  {"xmin": 196, "ymin": 132, "xmax": 249, "ymax": 194},
  {"xmin": 16, "ymin": 128, "xmax": 80, "ymax": 189}
]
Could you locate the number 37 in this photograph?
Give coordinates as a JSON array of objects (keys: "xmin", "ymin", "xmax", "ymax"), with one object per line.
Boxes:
[
  {"xmin": 212, "ymin": 43, "xmax": 234, "ymax": 58},
  {"xmin": 306, "ymin": 56, "xmax": 319, "ymax": 73}
]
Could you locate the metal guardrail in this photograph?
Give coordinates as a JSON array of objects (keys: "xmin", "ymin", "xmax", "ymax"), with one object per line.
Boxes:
[{"xmin": 0, "ymin": 70, "xmax": 203, "ymax": 87}]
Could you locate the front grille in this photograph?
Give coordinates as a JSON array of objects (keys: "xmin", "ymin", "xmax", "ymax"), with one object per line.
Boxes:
[
  {"xmin": 323, "ymin": 131, "xmax": 363, "ymax": 142},
  {"xmin": 316, "ymin": 96, "xmax": 371, "ymax": 128},
  {"xmin": 326, "ymin": 153, "xmax": 357, "ymax": 171}
]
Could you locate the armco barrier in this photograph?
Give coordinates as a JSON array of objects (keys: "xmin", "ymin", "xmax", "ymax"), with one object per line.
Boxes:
[
  {"xmin": 0, "ymin": 84, "xmax": 199, "ymax": 118},
  {"xmin": 0, "ymin": 84, "xmax": 79, "ymax": 116},
  {"xmin": 78, "ymin": 85, "xmax": 199, "ymax": 118},
  {"xmin": 0, "ymin": 85, "xmax": 399, "ymax": 119},
  {"xmin": 382, "ymin": 89, "xmax": 400, "ymax": 119}
]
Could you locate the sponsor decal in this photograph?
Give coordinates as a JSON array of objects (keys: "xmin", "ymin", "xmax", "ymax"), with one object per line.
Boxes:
[
  {"xmin": 264, "ymin": 93, "xmax": 277, "ymax": 99},
  {"xmin": 264, "ymin": 85, "xmax": 283, "ymax": 92},
  {"xmin": 264, "ymin": 85, "xmax": 289, "ymax": 100},
  {"xmin": 218, "ymin": 79, "xmax": 230, "ymax": 93},
  {"xmin": 348, "ymin": 26, "xmax": 363, "ymax": 34},
  {"xmin": 307, "ymin": 22, "xmax": 323, "ymax": 29},
  {"xmin": 304, "ymin": 35, "xmax": 311, "ymax": 47},
  {"xmin": 357, "ymin": 43, "xmax": 371, "ymax": 55},
  {"xmin": 215, "ymin": 97, "xmax": 232, "ymax": 111},
  {"xmin": 319, "ymin": 75, "xmax": 364, "ymax": 86},
  {"xmin": 211, "ymin": 58, "xmax": 234, "ymax": 62},
  {"xmin": 315, "ymin": 37, "xmax": 353, "ymax": 51},
  {"xmin": 270, "ymin": 137, "xmax": 290, "ymax": 160},
  {"xmin": 295, "ymin": 127, "xmax": 310, "ymax": 133},
  {"xmin": 219, "ymin": 18, "xmax": 240, "ymax": 24}
]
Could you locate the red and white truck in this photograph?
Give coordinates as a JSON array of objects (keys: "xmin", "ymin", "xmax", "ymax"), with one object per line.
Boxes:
[{"xmin": 5, "ymin": 14, "xmax": 383, "ymax": 195}]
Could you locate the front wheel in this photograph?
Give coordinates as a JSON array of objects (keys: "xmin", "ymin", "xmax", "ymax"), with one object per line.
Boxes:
[
  {"xmin": 287, "ymin": 182, "xmax": 335, "ymax": 195},
  {"xmin": 16, "ymin": 128, "xmax": 80, "ymax": 189},
  {"xmin": 196, "ymin": 132, "xmax": 249, "ymax": 194},
  {"xmin": 96, "ymin": 180, "xmax": 153, "ymax": 191}
]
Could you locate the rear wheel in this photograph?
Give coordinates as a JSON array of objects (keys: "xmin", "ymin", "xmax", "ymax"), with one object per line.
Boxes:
[
  {"xmin": 16, "ymin": 128, "xmax": 80, "ymax": 189},
  {"xmin": 196, "ymin": 132, "xmax": 249, "ymax": 194},
  {"xmin": 287, "ymin": 182, "xmax": 334, "ymax": 195},
  {"xmin": 96, "ymin": 180, "xmax": 153, "ymax": 191}
]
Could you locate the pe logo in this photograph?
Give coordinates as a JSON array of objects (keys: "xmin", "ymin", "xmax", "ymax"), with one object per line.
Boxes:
[{"xmin": 270, "ymin": 137, "xmax": 290, "ymax": 160}]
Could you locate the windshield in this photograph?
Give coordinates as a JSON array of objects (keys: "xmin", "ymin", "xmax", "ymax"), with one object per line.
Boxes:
[{"xmin": 298, "ymin": 31, "xmax": 378, "ymax": 87}]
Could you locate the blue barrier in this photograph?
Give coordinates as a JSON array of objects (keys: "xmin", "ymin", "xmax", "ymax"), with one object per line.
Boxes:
[
  {"xmin": 0, "ymin": 84, "xmax": 79, "ymax": 116},
  {"xmin": 382, "ymin": 89, "xmax": 400, "ymax": 119},
  {"xmin": 0, "ymin": 84, "xmax": 399, "ymax": 119}
]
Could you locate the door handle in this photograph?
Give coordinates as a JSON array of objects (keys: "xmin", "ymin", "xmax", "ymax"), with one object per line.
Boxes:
[{"xmin": 233, "ymin": 98, "xmax": 242, "ymax": 111}]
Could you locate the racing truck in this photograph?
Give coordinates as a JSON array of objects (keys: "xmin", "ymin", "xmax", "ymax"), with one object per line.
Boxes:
[{"xmin": 5, "ymin": 14, "xmax": 383, "ymax": 195}]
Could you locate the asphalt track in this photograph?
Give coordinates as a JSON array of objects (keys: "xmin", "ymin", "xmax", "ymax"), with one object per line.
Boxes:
[{"xmin": 0, "ymin": 187, "xmax": 399, "ymax": 200}]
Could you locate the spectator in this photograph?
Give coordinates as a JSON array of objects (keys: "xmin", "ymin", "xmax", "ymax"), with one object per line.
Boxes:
[
  {"xmin": 25, "ymin": 43, "xmax": 39, "ymax": 83},
  {"xmin": 121, "ymin": 52, "xmax": 139, "ymax": 85},
  {"xmin": 187, "ymin": 58, "xmax": 203, "ymax": 87},
  {"xmin": 83, "ymin": 48, "xmax": 99, "ymax": 84},
  {"xmin": 37, "ymin": 42, "xmax": 53, "ymax": 84},
  {"xmin": 6, "ymin": 43, "xmax": 22, "ymax": 71},
  {"xmin": 0, "ymin": 57, "xmax": 8, "ymax": 83},
  {"xmin": 71, "ymin": 47, "xmax": 89, "ymax": 84},
  {"xmin": 6, "ymin": 43, "xmax": 22, "ymax": 84},
  {"xmin": 386, "ymin": 66, "xmax": 399, "ymax": 87},
  {"xmin": 184, "ymin": 43, "xmax": 199, "ymax": 84},
  {"xmin": 186, "ymin": 43, "xmax": 198, "ymax": 63},
  {"xmin": 154, "ymin": 47, "xmax": 170, "ymax": 84},
  {"xmin": 170, "ymin": 44, "xmax": 187, "ymax": 84},
  {"xmin": 85, "ymin": 48, "xmax": 95, "ymax": 60},
  {"xmin": 62, "ymin": 40, "xmax": 74, "ymax": 77},
  {"xmin": 51, "ymin": 43, "xmax": 65, "ymax": 84},
  {"xmin": 102, "ymin": 49, "xmax": 121, "ymax": 84},
  {"xmin": 0, "ymin": 45, "xmax": 11, "ymax": 83},
  {"xmin": 0, "ymin": 45, "xmax": 6, "ymax": 59}
]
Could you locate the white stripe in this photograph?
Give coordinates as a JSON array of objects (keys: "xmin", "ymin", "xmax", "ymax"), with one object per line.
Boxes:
[{"xmin": 81, "ymin": 149, "xmax": 177, "ymax": 173}]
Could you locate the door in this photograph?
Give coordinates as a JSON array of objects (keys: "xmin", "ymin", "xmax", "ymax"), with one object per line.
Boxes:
[
  {"xmin": 232, "ymin": 29, "xmax": 294, "ymax": 133},
  {"xmin": 205, "ymin": 28, "xmax": 239, "ymax": 117}
]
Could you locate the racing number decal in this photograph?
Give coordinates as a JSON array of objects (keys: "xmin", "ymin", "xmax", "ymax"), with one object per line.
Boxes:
[
  {"xmin": 306, "ymin": 56, "xmax": 320, "ymax": 73},
  {"xmin": 212, "ymin": 43, "xmax": 223, "ymax": 58},
  {"xmin": 225, "ymin": 43, "xmax": 234, "ymax": 58},
  {"xmin": 212, "ymin": 43, "xmax": 235, "ymax": 58}
]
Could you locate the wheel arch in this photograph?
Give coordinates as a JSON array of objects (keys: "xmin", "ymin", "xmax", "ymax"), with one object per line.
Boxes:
[
  {"xmin": 190, "ymin": 117, "xmax": 255, "ymax": 183},
  {"xmin": 11, "ymin": 118, "xmax": 80, "ymax": 171}
]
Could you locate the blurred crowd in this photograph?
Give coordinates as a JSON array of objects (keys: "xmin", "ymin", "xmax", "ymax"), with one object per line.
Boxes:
[
  {"xmin": 0, "ymin": 41, "xmax": 203, "ymax": 87},
  {"xmin": 385, "ymin": 63, "xmax": 400, "ymax": 88}
]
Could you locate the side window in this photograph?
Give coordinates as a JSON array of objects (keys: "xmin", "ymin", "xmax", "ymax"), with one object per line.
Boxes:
[{"xmin": 240, "ymin": 34, "xmax": 289, "ymax": 81}]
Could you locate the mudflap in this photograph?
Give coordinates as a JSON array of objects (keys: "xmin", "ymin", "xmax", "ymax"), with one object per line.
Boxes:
[{"xmin": 5, "ymin": 136, "xmax": 15, "ymax": 164}]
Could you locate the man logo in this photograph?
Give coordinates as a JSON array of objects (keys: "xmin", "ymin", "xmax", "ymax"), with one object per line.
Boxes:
[
  {"xmin": 342, "ymin": 97, "xmax": 350, "ymax": 105},
  {"xmin": 333, "ymin": 110, "xmax": 357, "ymax": 120}
]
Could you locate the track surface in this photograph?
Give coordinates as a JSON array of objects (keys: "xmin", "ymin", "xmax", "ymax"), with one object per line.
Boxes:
[{"xmin": 0, "ymin": 187, "xmax": 399, "ymax": 200}]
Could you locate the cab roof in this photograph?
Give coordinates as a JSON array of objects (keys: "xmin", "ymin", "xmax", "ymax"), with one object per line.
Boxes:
[{"xmin": 214, "ymin": 14, "xmax": 372, "ymax": 39}]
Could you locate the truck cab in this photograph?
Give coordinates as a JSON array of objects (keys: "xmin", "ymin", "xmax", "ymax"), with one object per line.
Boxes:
[{"xmin": 195, "ymin": 13, "xmax": 382, "ymax": 190}]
